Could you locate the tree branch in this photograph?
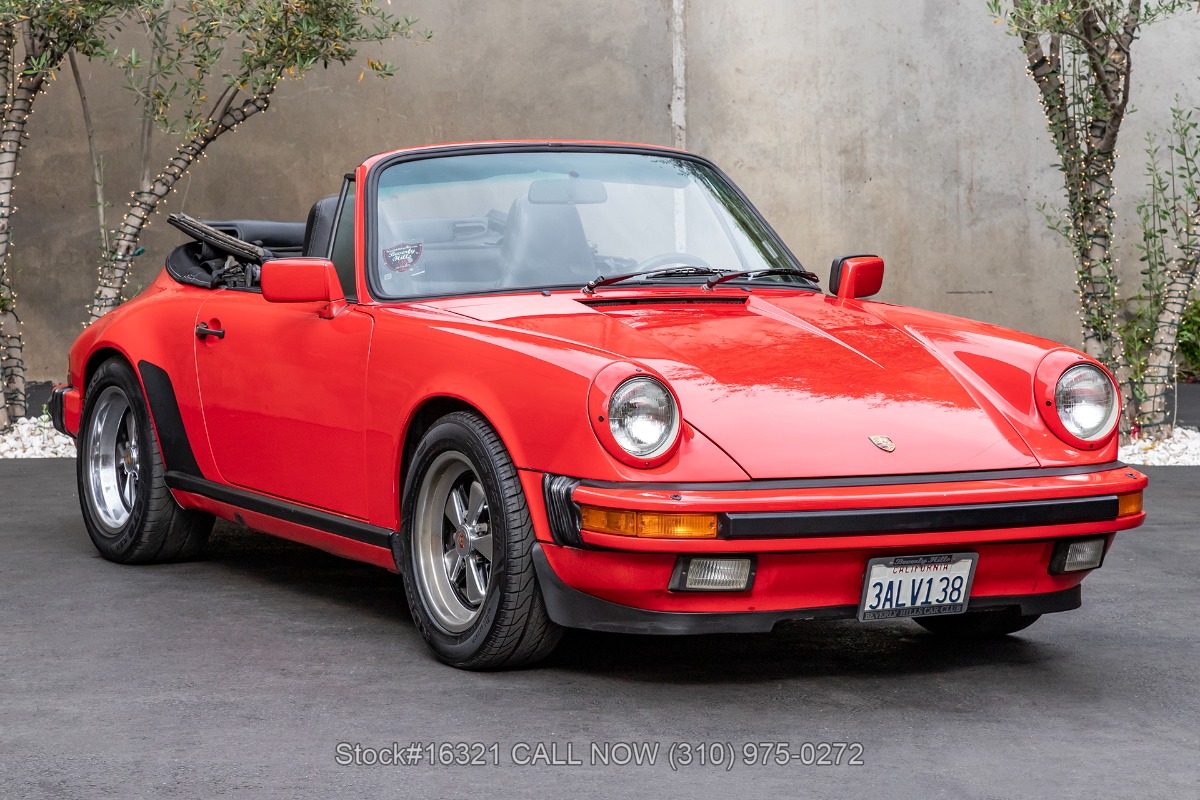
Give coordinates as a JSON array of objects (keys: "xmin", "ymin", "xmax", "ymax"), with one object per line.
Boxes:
[{"xmin": 68, "ymin": 50, "xmax": 108, "ymax": 253}]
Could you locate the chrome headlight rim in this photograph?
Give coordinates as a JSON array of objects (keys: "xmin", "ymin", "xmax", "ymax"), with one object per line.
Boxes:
[
  {"xmin": 587, "ymin": 363, "xmax": 684, "ymax": 469},
  {"xmin": 1034, "ymin": 351, "xmax": 1120, "ymax": 450},
  {"xmin": 607, "ymin": 376, "xmax": 681, "ymax": 460},
  {"xmin": 1055, "ymin": 363, "xmax": 1120, "ymax": 442}
]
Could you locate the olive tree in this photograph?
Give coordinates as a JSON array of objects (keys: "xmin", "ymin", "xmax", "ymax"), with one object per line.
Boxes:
[
  {"xmin": 86, "ymin": 0, "xmax": 429, "ymax": 323},
  {"xmin": 1128, "ymin": 107, "xmax": 1200, "ymax": 436},
  {"xmin": 0, "ymin": 1, "xmax": 146, "ymax": 428},
  {"xmin": 990, "ymin": 0, "xmax": 1200, "ymax": 437}
]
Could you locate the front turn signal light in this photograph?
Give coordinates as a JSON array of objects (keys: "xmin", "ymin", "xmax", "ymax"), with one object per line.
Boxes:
[
  {"xmin": 1117, "ymin": 492, "xmax": 1143, "ymax": 517},
  {"xmin": 580, "ymin": 505, "xmax": 718, "ymax": 538}
]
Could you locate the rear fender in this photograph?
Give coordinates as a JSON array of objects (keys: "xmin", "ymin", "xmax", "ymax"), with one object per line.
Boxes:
[{"xmin": 69, "ymin": 271, "xmax": 218, "ymax": 483}]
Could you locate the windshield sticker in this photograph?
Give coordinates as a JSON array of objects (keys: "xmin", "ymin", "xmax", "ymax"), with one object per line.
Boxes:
[{"xmin": 383, "ymin": 242, "xmax": 422, "ymax": 272}]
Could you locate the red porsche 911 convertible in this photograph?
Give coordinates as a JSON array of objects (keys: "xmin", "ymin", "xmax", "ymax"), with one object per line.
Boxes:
[{"xmin": 51, "ymin": 141, "xmax": 1147, "ymax": 669}]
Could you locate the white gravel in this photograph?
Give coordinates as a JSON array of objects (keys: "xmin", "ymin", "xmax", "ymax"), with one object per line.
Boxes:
[
  {"xmin": 1119, "ymin": 426, "xmax": 1200, "ymax": 466},
  {"xmin": 0, "ymin": 415, "xmax": 77, "ymax": 458},
  {"xmin": 2, "ymin": 415, "xmax": 1199, "ymax": 465}
]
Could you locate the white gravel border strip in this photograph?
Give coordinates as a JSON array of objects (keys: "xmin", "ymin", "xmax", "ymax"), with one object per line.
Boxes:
[
  {"xmin": 0, "ymin": 416, "xmax": 77, "ymax": 458},
  {"xmin": 3, "ymin": 415, "xmax": 1200, "ymax": 465},
  {"xmin": 1119, "ymin": 426, "xmax": 1200, "ymax": 466}
]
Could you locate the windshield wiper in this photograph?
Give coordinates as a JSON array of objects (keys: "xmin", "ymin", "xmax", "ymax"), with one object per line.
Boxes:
[
  {"xmin": 703, "ymin": 267, "xmax": 819, "ymax": 290},
  {"xmin": 582, "ymin": 266, "xmax": 723, "ymax": 294}
]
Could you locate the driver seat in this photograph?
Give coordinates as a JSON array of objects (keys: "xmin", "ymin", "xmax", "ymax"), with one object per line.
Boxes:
[{"xmin": 498, "ymin": 197, "xmax": 593, "ymax": 287}]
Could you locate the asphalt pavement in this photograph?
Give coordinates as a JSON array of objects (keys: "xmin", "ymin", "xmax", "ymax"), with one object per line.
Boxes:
[{"xmin": 1, "ymin": 459, "xmax": 1197, "ymax": 799}]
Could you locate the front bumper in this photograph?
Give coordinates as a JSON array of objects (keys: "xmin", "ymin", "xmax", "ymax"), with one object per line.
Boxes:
[
  {"xmin": 527, "ymin": 464, "xmax": 1147, "ymax": 632},
  {"xmin": 533, "ymin": 544, "xmax": 1083, "ymax": 634}
]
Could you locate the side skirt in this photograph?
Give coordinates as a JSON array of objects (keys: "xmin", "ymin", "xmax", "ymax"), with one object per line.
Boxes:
[{"xmin": 165, "ymin": 471, "xmax": 398, "ymax": 570}]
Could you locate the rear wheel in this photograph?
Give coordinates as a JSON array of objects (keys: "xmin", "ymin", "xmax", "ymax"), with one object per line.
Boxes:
[
  {"xmin": 77, "ymin": 358, "xmax": 212, "ymax": 564},
  {"xmin": 913, "ymin": 608, "xmax": 1041, "ymax": 638},
  {"xmin": 399, "ymin": 411, "xmax": 562, "ymax": 669}
]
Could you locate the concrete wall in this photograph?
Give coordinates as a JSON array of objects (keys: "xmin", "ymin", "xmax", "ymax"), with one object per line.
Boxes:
[{"xmin": 12, "ymin": 0, "xmax": 1200, "ymax": 381}]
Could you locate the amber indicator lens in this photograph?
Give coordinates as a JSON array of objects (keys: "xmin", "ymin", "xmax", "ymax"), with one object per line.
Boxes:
[
  {"xmin": 579, "ymin": 506, "xmax": 636, "ymax": 536},
  {"xmin": 638, "ymin": 513, "xmax": 718, "ymax": 538},
  {"xmin": 580, "ymin": 506, "xmax": 718, "ymax": 538},
  {"xmin": 1117, "ymin": 492, "xmax": 1143, "ymax": 517}
]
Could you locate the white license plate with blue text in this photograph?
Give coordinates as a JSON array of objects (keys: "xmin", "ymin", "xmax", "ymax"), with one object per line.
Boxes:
[{"xmin": 858, "ymin": 553, "xmax": 977, "ymax": 621}]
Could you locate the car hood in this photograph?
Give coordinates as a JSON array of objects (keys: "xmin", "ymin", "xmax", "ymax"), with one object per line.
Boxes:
[{"xmin": 429, "ymin": 291, "xmax": 1040, "ymax": 479}]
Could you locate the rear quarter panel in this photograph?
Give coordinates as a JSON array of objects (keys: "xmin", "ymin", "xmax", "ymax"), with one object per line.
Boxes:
[{"xmin": 69, "ymin": 271, "xmax": 218, "ymax": 478}]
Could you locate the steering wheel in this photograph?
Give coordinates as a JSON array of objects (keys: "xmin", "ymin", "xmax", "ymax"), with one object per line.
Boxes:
[{"xmin": 634, "ymin": 252, "xmax": 714, "ymax": 273}]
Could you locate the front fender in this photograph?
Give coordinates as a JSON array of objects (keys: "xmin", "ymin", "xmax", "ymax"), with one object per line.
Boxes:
[
  {"xmin": 363, "ymin": 307, "xmax": 749, "ymax": 529},
  {"xmin": 863, "ymin": 303, "xmax": 1119, "ymax": 467}
]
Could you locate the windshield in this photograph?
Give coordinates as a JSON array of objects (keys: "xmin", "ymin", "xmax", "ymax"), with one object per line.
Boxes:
[{"xmin": 371, "ymin": 150, "xmax": 812, "ymax": 298}]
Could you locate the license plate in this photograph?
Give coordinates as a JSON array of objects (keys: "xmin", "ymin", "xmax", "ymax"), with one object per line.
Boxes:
[{"xmin": 858, "ymin": 552, "xmax": 977, "ymax": 621}]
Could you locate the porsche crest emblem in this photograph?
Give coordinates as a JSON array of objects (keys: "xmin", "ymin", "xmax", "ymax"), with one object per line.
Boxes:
[{"xmin": 869, "ymin": 435, "xmax": 895, "ymax": 452}]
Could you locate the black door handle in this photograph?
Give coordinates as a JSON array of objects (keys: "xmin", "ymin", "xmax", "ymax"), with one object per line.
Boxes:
[{"xmin": 195, "ymin": 323, "xmax": 225, "ymax": 340}]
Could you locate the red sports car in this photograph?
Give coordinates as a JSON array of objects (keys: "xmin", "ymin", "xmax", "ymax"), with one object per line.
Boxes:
[{"xmin": 51, "ymin": 141, "xmax": 1146, "ymax": 669}]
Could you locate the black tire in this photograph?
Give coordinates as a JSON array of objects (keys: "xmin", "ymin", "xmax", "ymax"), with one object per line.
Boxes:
[
  {"xmin": 77, "ymin": 358, "xmax": 213, "ymax": 564},
  {"xmin": 398, "ymin": 411, "xmax": 562, "ymax": 669},
  {"xmin": 913, "ymin": 608, "xmax": 1041, "ymax": 638}
]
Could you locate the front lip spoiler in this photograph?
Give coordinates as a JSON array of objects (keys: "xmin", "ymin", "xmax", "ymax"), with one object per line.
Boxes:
[{"xmin": 532, "ymin": 544, "xmax": 1082, "ymax": 635}]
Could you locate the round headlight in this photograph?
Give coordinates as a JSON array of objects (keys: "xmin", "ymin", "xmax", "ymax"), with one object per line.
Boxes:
[
  {"xmin": 608, "ymin": 377, "xmax": 680, "ymax": 458},
  {"xmin": 1055, "ymin": 364, "xmax": 1118, "ymax": 441}
]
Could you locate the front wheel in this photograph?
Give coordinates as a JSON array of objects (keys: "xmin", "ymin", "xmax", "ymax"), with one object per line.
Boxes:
[
  {"xmin": 77, "ymin": 358, "xmax": 213, "ymax": 564},
  {"xmin": 913, "ymin": 608, "xmax": 1041, "ymax": 638},
  {"xmin": 399, "ymin": 411, "xmax": 562, "ymax": 669}
]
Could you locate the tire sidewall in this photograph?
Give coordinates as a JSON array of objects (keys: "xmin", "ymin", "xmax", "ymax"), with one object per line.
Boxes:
[
  {"xmin": 77, "ymin": 360, "xmax": 155, "ymax": 560},
  {"xmin": 399, "ymin": 416, "xmax": 514, "ymax": 664}
]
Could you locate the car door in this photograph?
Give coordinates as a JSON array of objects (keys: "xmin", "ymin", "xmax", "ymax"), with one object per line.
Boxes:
[{"xmin": 193, "ymin": 287, "xmax": 373, "ymax": 519}]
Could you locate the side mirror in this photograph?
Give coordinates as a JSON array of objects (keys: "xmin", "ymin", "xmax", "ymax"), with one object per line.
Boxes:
[
  {"xmin": 260, "ymin": 258, "xmax": 346, "ymax": 318},
  {"xmin": 829, "ymin": 255, "xmax": 884, "ymax": 300}
]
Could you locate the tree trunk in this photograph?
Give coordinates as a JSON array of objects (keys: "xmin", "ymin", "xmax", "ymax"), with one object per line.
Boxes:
[
  {"xmin": 1074, "ymin": 153, "xmax": 1124, "ymax": 368},
  {"xmin": 0, "ymin": 72, "xmax": 46, "ymax": 422},
  {"xmin": 87, "ymin": 91, "xmax": 274, "ymax": 323},
  {"xmin": 1138, "ymin": 264, "xmax": 1199, "ymax": 438}
]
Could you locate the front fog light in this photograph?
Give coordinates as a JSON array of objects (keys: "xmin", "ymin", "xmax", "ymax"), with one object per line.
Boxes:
[
  {"xmin": 1050, "ymin": 537, "xmax": 1107, "ymax": 574},
  {"xmin": 670, "ymin": 556, "xmax": 755, "ymax": 592}
]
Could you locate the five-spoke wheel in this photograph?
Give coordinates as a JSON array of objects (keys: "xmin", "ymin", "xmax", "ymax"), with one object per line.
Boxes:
[
  {"xmin": 400, "ymin": 411, "xmax": 562, "ymax": 669},
  {"xmin": 413, "ymin": 452, "xmax": 495, "ymax": 633},
  {"xmin": 77, "ymin": 358, "xmax": 212, "ymax": 564},
  {"xmin": 83, "ymin": 386, "xmax": 142, "ymax": 533}
]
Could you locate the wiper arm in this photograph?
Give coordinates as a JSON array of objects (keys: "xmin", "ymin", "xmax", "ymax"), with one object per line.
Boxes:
[
  {"xmin": 703, "ymin": 267, "xmax": 819, "ymax": 290},
  {"xmin": 582, "ymin": 266, "xmax": 723, "ymax": 295}
]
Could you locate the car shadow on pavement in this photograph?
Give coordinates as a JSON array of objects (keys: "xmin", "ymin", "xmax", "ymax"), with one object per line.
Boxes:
[
  {"xmin": 202, "ymin": 522, "xmax": 414, "ymax": 626},
  {"xmin": 202, "ymin": 522, "xmax": 1054, "ymax": 682},
  {"xmin": 543, "ymin": 623, "xmax": 1051, "ymax": 683}
]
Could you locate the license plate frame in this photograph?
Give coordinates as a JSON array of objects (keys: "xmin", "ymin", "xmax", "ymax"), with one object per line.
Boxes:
[{"xmin": 857, "ymin": 552, "xmax": 978, "ymax": 622}]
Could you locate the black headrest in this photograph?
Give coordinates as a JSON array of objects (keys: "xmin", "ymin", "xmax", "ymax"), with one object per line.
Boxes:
[
  {"xmin": 499, "ymin": 198, "xmax": 593, "ymax": 286},
  {"xmin": 303, "ymin": 196, "xmax": 340, "ymax": 258}
]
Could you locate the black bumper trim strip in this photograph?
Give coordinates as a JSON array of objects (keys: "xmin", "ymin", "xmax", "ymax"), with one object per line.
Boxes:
[
  {"xmin": 532, "ymin": 545, "xmax": 1082, "ymax": 635},
  {"xmin": 49, "ymin": 386, "xmax": 70, "ymax": 438},
  {"xmin": 578, "ymin": 461, "xmax": 1128, "ymax": 493},
  {"xmin": 165, "ymin": 471, "xmax": 394, "ymax": 549},
  {"xmin": 721, "ymin": 495, "xmax": 1120, "ymax": 539}
]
